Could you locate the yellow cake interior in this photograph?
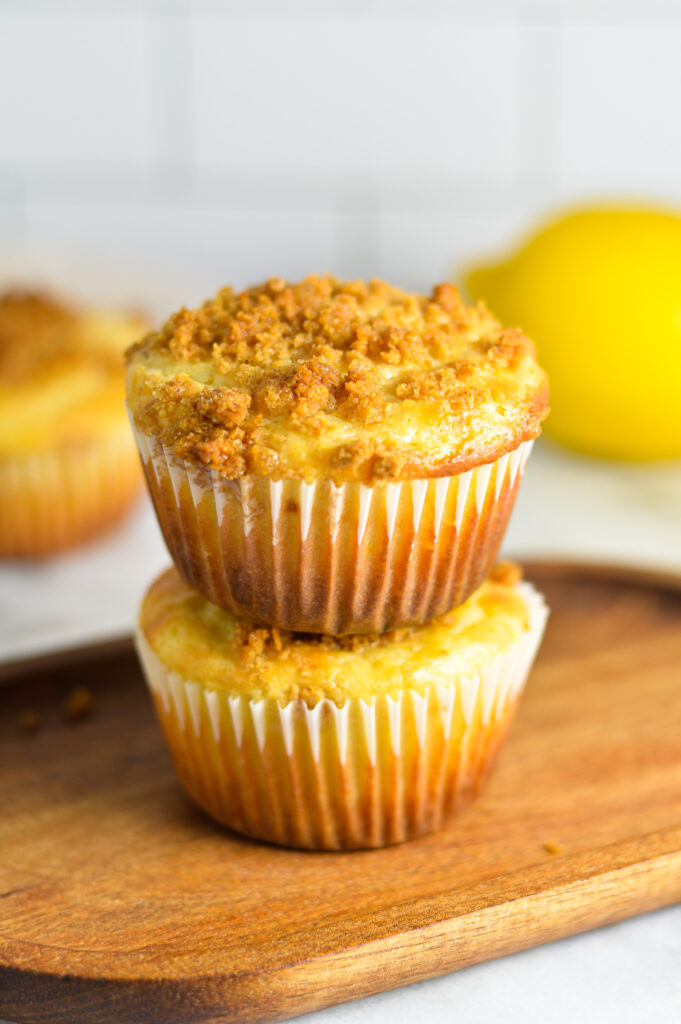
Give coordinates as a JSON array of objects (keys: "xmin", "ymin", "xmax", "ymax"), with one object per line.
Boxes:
[{"xmin": 139, "ymin": 562, "xmax": 531, "ymax": 706}]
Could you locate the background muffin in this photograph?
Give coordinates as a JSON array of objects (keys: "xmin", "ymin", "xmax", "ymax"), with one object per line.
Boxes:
[
  {"xmin": 136, "ymin": 560, "xmax": 548, "ymax": 850},
  {"xmin": 127, "ymin": 276, "xmax": 548, "ymax": 633},
  {"xmin": 0, "ymin": 290, "xmax": 148, "ymax": 557}
]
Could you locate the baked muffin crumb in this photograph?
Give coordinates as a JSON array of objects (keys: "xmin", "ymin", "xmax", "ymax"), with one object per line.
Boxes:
[
  {"xmin": 20, "ymin": 711, "xmax": 42, "ymax": 734},
  {"xmin": 64, "ymin": 686, "xmax": 95, "ymax": 723}
]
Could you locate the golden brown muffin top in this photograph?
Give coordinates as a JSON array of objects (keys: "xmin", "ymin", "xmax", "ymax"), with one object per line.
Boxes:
[
  {"xmin": 0, "ymin": 290, "xmax": 148, "ymax": 455},
  {"xmin": 0, "ymin": 291, "xmax": 73, "ymax": 379},
  {"xmin": 126, "ymin": 276, "xmax": 548, "ymax": 484},
  {"xmin": 0, "ymin": 290, "xmax": 143, "ymax": 379},
  {"xmin": 139, "ymin": 561, "xmax": 539, "ymax": 707}
]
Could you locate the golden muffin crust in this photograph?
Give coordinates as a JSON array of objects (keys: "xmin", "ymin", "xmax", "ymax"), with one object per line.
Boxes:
[
  {"xmin": 139, "ymin": 561, "xmax": 532, "ymax": 706},
  {"xmin": 126, "ymin": 276, "xmax": 548, "ymax": 483},
  {"xmin": 0, "ymin": 290, "xmax": 148, "ymax": 455}
]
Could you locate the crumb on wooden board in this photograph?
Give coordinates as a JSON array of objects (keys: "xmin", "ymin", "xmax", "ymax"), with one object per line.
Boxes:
[{"xmin": 64, "ymin": 686, "xmax": 95, "ymax": 723}]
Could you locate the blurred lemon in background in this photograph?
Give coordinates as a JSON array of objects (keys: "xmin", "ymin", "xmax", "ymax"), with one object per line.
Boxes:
[{"xmin": 465, "ymin": 205, "xmax": 681, "ymax": 460}]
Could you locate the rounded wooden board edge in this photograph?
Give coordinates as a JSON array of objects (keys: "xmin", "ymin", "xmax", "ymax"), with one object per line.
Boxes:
[{"xmin": 2, "ymin": 827, "xmax": 681, "ymax": 1024}]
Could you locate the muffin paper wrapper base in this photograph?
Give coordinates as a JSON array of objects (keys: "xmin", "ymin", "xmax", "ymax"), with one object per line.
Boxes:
[
  {"xmin": 134, "ymin": 426, "xmax": 534, "ymax": 633},
  {"xmin": 136, "ymin": 582, "xmax": 548, "ymax": 850},
  {"xmin": 0, "ymin": 428, "xmax": 141, "ymax": 557}
]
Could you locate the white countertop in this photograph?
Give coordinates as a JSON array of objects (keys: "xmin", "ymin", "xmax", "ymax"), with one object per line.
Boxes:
[
  {"xmin": 0, "ymin": 494, "xmax": 168, "ymax": 665},
  {"xmin": 1, "ymin": 442, "xmax": 680, "ymax": 1021}
]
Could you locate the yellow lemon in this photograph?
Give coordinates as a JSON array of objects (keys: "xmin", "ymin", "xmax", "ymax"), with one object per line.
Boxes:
[{"xmin": 465, "ymin": 205, "xmax": 681, "ymax": 460}]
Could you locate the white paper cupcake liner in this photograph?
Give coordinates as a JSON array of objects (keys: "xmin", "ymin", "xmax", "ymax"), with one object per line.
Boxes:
[
  {"xmin": 136, "ymin": 581, "xmax": 548, "ymax": 850},
  {"xmin": 0, "ymin": 425, "xmax": 141, "ymax": 557},
  {"xmin": 133, "ymin": 425, "xmax": 534, "ymax": 633}
]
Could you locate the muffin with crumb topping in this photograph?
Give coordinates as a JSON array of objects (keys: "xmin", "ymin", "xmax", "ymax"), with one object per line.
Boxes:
[
  {"xmin": 0, "ymin": 290, "xmax": 147, "ymax": 557},
  {"xmin": 137, "ymin": 560, "xmax": 548, "ymax": 849},
  {"xmin": 126, "ymin": 276, "xmax": 548, "ymax": 633}
]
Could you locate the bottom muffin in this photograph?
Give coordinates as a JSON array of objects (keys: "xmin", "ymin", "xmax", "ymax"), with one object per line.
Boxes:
[{"xmin": 136, "ymin": 563, "xmax": 548, "ymax": 850}]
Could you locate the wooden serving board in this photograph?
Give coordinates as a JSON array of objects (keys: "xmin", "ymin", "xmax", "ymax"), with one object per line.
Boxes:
[{"xmin": 1, "ymin": 562, "xmax": 681, "ymax": 1024}]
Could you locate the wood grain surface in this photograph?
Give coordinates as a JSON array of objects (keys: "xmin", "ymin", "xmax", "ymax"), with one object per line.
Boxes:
[{"xmin": 1, "ymin": 562, "xmax": 681, "ymax": 1024}]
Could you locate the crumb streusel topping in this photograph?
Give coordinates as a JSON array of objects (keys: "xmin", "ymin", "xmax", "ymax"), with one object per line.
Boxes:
[{"xmin": 127, "ymin": 276, "xmax": 549, "ymax": 483}]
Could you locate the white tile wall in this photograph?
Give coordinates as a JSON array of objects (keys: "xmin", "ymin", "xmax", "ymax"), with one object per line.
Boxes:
[
  {"xmin": 23, "ymin": 201, "xmax": 340, "ymax": 305},
  {"xmin": 0, "ymin": 1, "xmax": 680, "ymax": 313},
  {"xmin": 192, "ymin": 20, "xmax": 520, "ymax": 173},
  {"xmin": 376, "ymin": 211, "xmax": 533, "ymax": 292},
  {"xmin": 1, "ymin": 15, "xmax": 149, "ymax": 164},
  {"xmin": 560, "ymin": 26, "xmax": 681, "ymax": 188}
]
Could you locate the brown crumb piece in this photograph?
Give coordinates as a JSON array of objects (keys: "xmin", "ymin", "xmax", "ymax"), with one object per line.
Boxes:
[
  {"xmin": 232, "ymin": 617, "xmax": 435, "ymax": 665},
  {"xmin": 64, "ymin": 686, "xmax": 95, "ymax": 723},
  {"xmin": 20, "ymin": 711, "xmax": 41, "ymax": 734},
  {"xmin": 489, "ymin": 560, "xmax": 523, "ymax": 587},
  {"xmin": 543, "ymin": 841, "xmax": 564, "ymax": 856}
]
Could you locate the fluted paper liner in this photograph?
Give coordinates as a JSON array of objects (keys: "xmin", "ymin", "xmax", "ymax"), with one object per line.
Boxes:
[
  {"xmin": 136, "ymin": 582, "xmax": 548, "ymax": 850},
  {"xmin": 134, "ymin": 425, "xmax": 534, "ymax": 633},
  {"xmin": 0, "ymin": 425, "xmax": 141, "ymax": 557}
]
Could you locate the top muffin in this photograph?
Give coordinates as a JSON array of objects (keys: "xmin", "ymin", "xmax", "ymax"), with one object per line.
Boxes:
[
  {"xmin": 0, "ymin": 290, "xmax": 147, "ymax": 456},
  {"xmin": 126, "ymin": 276, "xmax": 548, "ymax": 483}
]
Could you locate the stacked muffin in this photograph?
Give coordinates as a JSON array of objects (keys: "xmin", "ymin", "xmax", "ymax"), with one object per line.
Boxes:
[{"xmin": 127, "ymin": 276, "xmax": 549, "ymax": 849}]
